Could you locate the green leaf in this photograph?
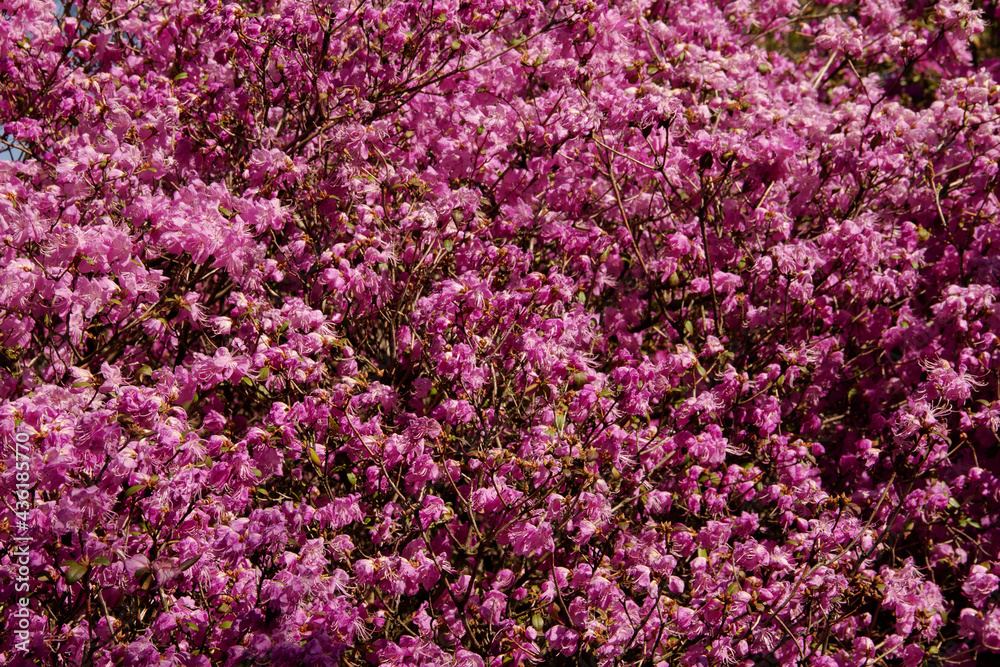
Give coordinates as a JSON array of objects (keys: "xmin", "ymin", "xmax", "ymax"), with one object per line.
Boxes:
[
  {"xmin": 185, "ymin": 622, "xmax": 199, "ymax": 631},
  {"xmin": 251, "ymin": 468, "xmax": 262, "ymax": 478},
  {"xmin": 309, "ymin": 448, "xmax": 322, "ymax": 467},
  {"xmin": 91, "ymin": 557, "xmax": 111, "ymax": 567},
  {"xmin": 64, "ymin": 561, "xmax": 88, "ymax": 584},
  {"xmin": 532, "ymin": 613, "xmax": 545, "ymax": 633},
  {"xmin": 220, "ymin": 621, "xmax": 233, "ymax": 629},
  {"xmin": 125, "ymin": 484, "xmax": 144, "ymax": 497},
  {"xmin": 173, "ymin": 72, "xmax": 188, "ymax": 81},
  {"xmin": 346, "ymin": 472, "xmax": 358, "ymax": 486},
  {"xmin": 180, "ymin": 555, "xmax": 201, "ymax": 571}
]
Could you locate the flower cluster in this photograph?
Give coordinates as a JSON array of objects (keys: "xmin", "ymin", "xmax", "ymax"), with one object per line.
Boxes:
[{"xmin": 2, "ymin": 0, "xmax": 1000, "ymax": 665}]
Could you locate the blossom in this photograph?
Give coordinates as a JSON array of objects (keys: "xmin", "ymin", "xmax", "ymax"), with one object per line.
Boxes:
[
  {"xmin": 3, "ymin": 0, "xmax": 1000, "ymax": 664},
  {"xmin": 963, "ymin": 565, "xmax": 1000, "ymax": 609}
]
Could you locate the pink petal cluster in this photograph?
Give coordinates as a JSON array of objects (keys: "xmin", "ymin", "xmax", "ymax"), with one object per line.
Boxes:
[{"xmin": 2, "ymin": 0, "xmax": 1000, "ymax": 666}]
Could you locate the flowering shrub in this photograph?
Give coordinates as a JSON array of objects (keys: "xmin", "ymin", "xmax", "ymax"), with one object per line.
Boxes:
[{"xmin": 2, "ymin": 0, "xmax": 1000, "ymax": 665}]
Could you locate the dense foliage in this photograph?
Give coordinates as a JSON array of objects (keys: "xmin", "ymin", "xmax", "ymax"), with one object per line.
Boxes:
[{"xmin": 2, "ymin": 0, "xmax": 1000, "ymax": 665}]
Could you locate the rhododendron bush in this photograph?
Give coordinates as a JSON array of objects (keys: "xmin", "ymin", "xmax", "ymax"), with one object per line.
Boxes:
[{"xmin": 3, "ymin": 0, "xmax": 1000, "ymax": 664}]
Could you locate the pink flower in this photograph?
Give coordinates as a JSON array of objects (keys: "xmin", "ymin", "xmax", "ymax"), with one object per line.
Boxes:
[
  {"xmin": 507, "ymin": 521, "xmax": 554, "ymax": 558},
  {"xmin": 545, "ymin": 626, "xmax": 579, "ymax": 655},
  {"xmin": 963, "ymin": 565, "xmax": 1000, "ymax": 608}
]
